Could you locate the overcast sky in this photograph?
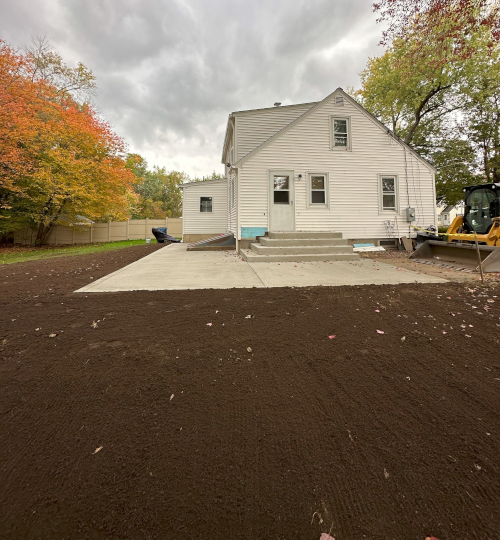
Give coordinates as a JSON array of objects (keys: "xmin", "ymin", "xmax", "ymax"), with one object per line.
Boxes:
[{"xmin": 0, "ymin": 0, "xmax": 385, "ymax": 178}]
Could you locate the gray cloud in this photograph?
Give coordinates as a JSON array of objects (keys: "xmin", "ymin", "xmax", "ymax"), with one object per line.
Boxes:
[{"xmin": 0, "ymin": 0, "xmax": 384, "ymax": 177}]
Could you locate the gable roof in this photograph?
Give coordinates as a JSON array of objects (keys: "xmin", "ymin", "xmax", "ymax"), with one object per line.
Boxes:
[
  {"xmin": 221, "ymin": 102, "xmax": 318, "ymax": 164},
  {"xmin": 231, "ymin": 101, "xmax": 318, "ymax": 117},
  {"xmin": 232, "ymin": 88, "xmax": 437, "ymax": 173},
  {"xmin": 179, "ymin": 178, "xmax": 227, "ymax": 189},
  {"xmin": 439, "ymin": 204, "xmax": 455, "ymax": 214}
]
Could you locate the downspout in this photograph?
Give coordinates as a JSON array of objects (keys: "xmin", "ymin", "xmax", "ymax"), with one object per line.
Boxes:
[
  {"xmin": 431, "ymin": 171, "xmax": 437, "ymax": 230},
  {"xmin": 180, "ymin": 187, "xmax": 185, "ymax": 241},
  {"xmin": 235, "ymin": 167, "xmax": 240, "ymax": 254}
]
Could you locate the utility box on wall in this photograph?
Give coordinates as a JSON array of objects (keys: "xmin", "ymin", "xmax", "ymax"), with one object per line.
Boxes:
[{"xmin": 406, "ymin": 207, "xmax": 416, "ymax": 222}]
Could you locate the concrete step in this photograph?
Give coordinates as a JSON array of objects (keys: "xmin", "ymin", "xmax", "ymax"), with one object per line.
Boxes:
[
  {"xmin": 268, "ymin": 231, "xmax": 343, "ymax": 240},
  {"xmin": 243, "ymin": 252, "xmax": 360, "ymax": 263},
  {"xmin": 250, "ymin": 244, "xmax": 354, "ymax": 256},
  {"xmin": 259, "ymin": 237, "xmax": 348, "ymax": 247}
]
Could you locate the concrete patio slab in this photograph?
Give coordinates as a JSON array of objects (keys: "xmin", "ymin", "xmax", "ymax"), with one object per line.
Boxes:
[
  {"xmin": 248, "ymin": 258, "xmax": 445, "ymax": 287},
  {"xmin": 76, "ymin": 244, "xmax": 447, "ymax": 293}
]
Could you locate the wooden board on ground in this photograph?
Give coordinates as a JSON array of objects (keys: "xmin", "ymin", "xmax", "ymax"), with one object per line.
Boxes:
[{"xmin": 401, "ymin": 236, "xmax": 413, "ymax": 252}]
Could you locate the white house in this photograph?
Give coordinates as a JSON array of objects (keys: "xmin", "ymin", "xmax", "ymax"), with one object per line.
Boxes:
[
  {"xmin": 179, "ymin": 178, "xmax": 228, "ymax": 243},
  {"xmin": 181, "ymin": 88, "xmax": 437, "ymax": 257},
  {"xmin": 437, "ymin": 204, "xmax": 463, "ymax": 228}
]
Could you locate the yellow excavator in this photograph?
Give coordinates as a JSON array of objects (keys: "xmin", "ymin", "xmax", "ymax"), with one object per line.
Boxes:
[{"xmin": 410, "ymin": 183, "xmax": 500, "ymax": 272}]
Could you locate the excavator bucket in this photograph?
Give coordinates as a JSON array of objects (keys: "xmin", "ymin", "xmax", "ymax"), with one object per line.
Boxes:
[{"xmin": 410, "ymin": 240, "xmax": 500, "ymax": 272}]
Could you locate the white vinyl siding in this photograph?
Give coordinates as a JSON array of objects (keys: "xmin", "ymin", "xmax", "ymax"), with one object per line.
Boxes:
[
  {"xmin": 182, "ymin": 180, "xmax": 227, "ymax": 234},
  {"xmin": 237, "ymin": 93, "xmax": 436, "ymax": 240},
  {"xmin": 235, "ymin": 103, "xmax": 316, "ymax": 161}
]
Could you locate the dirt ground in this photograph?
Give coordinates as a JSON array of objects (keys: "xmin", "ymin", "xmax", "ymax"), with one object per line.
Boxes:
[
  {"xmin": 1, "ymin": 245, "xmax": 500, "ymax": 540},
  {"xmin": 359, "ymin": 250, "xmax": 500, "ymax": 284}
]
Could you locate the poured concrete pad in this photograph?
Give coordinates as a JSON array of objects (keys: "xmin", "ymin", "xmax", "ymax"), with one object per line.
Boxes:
[
  {"xmin": 76, "ymin": 244, "xmax": 447, "ymax": 292},
  {"xmin": 249, "ymin": 259, "xmax": 447, "ymax": 287}
]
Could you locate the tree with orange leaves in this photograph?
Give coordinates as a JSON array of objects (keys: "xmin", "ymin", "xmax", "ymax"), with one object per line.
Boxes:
[{"xmin": 0, "ymin": 38, "xmax": 136, "ymax": 244}]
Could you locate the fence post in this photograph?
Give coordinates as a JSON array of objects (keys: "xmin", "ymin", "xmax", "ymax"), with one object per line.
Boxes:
[
  {"xmin": 72, "ymin": 228, "xmax": 75, "ymax": 245},
  {"xmin": 127, "ymin": 219, "xmax": 130, "ymax": 240},
  {"xmin": 165, "ymin": 216, "xmax": 168, "ymax": 230},
  {"xmin": 108, "ymin": 221, "xmax": 111, "ymax": 242},
  {"xmin": 90, "ymin": 225, "xmax": 93, "ymax": 243},
  {"xmin": 145, "ymin": 218, "xmax": 148, "ymax": 239}
]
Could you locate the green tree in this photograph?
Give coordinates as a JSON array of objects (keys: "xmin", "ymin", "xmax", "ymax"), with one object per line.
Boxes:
[
  {"xmin": 357, "ymin": 25, "xmax": 499, "ymax": 205},
  {"xmin": 191, "ymin": 171, "xmax": 225, "ymax": 182},
  {"xmin": 462, "ymin": 45, "xmax": 500, "ymax": 183}
]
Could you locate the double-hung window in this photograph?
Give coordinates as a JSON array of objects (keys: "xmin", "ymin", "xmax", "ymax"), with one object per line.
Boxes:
[
  {"xmin": 379, "ymin": 175, "xmax": 398, "ymax": 211},
  {"xmin": 332, "ymin": 117, "xmax": 350, "ymax": 149},
  {"xmin": 200, "ymin": 196, "xmax": 213, "ymax": 212},
  {"xmin": 311, "ymin": 175, "xmax": 326, "ymax": 204},
  {"xmin": 308, "ymin": 173, "xmax": 329, "ymax": 207}
]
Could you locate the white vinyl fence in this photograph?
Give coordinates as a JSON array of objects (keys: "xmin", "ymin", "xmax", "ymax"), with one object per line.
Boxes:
[{"xmin": 14, "ymin": 218, "xmax": 183, "ymax": 245}]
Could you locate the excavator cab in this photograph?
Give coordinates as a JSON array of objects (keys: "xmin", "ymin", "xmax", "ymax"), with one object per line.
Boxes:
[
  {"xmin": 462, "ymin": 185, "xmax": 499, "ymax": 236},
  {"xmin": 410, "ymin": 183, "xmax": 500, "ymax": 272}
]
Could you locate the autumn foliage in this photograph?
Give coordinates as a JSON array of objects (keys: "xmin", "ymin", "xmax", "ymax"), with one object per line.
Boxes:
[
  {"xmin": 0, "ymin": 39, "xmax": 136, "ymax": 244},
  {"xmin": 373, "ymin": 0, "xmax": 500, "ymax": 63}
]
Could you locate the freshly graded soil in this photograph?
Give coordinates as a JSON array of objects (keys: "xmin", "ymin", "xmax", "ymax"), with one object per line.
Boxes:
[{"xmin": 1, "ymin": 245, "xmax": 500, "ymax": 540}]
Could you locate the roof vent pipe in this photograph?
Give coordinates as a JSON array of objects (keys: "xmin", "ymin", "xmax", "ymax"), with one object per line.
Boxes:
[{"xmin": 274, "ymin": 102, "xmax": 281, "ymax": 107}]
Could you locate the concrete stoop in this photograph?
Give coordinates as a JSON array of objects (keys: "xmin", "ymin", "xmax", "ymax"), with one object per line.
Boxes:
[{"xmin": 242, "ymin": 231, "xmax": 359, "ymax": 262}]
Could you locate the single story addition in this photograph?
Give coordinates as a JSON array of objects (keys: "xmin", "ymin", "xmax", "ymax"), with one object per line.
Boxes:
[
  {"xmin": 179, "ymin": 177, "xmax": 227, "ymax": 243},
  {"xmin": 181, "ymin": 88, "xmax": 437, "ymax": 257}
]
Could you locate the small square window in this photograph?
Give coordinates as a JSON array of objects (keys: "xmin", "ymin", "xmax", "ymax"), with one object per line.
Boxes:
[
  {"xmin": 311, "ymin": 176, "xmax": 324, "ymax": 190},
  {"xmin": 311, "ymin": 191, "xmax": 325, "ymax": 204},
  {"xmin": 273, "ymin": 175, "xmax": 290, "ymax": 204},
  {"xmin": 274, "ymin": 191, "xmax": 289, "ymax": 204},
  {"xmin": 200, "ymin": 197, "xmax": 213, "ymax": 212},
  {"xmin": 274, "ymin": 176, "xmax": 289, "ymax": 190}
]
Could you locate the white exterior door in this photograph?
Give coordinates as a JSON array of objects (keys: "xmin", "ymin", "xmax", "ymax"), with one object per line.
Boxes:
[{"xmin": 269, "ymin": 170, "xmax": 294, "ymax": 231}]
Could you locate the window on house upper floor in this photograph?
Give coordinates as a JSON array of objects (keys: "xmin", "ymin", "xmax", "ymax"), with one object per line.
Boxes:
[
  {"xmin": 200, "ymin": 197, "xmax": 213, "ymax": 212},
  {"xmin": 331, "ymin": 117, "xmax": 351, "ymax": 150}
]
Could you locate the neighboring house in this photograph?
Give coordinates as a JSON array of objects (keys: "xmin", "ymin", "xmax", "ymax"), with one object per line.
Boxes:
[
  {"xmin": 182, "ymin": 88, "xmax": 437, "ymax": 251},
  {"xmin": 437, "ymin": 204, "xmax": 463, "ymax": 228},
  {"xmin": 179, "ymin": 178, "xmax": 228, "ymax": 242}
]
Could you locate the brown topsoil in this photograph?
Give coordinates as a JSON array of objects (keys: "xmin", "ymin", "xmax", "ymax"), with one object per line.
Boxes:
[{"xmin": 1, "ymin": 245, "xmax": 500, "ymax": 540}]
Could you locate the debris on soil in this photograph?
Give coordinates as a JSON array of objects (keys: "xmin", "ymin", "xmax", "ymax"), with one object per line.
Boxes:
[
  {"xmin": 93, "ymin": 446, "xmax": 103, "ymax": 454},
  {"xmin": 1, "ymin": 245, "xmax": 500, "ymax": 540}
]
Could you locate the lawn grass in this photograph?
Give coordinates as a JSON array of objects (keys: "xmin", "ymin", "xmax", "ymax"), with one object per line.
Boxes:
[{"xmin": 0, "ymin": 239, "xmax": 159, "ymax": 265}]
